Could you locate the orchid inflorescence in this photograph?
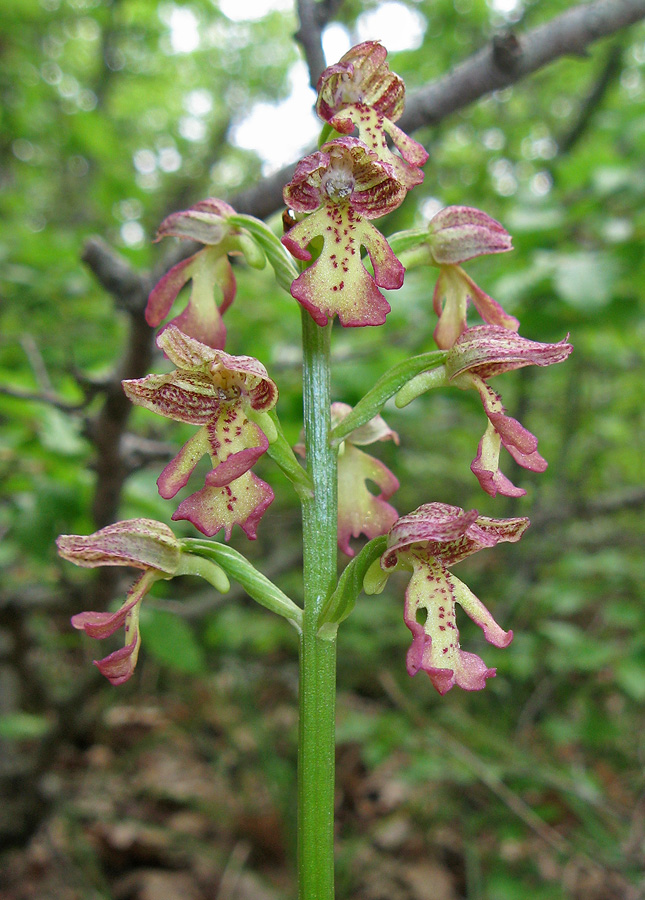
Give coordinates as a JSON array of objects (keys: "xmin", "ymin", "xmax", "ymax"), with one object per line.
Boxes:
[{"xmin": 58, "ymin": 41, "xmax": 572, "ymax": 693}]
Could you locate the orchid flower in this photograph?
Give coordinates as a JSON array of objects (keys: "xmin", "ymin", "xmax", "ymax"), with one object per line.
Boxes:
[
  {"xmin": 316, "ymin": 41, "xmax": 428, "ymax": 188},
  {"xmin": 123, "ymin": 326, "xmax": 278, "ymax": 539},
  {"xmin": 446, "ymin": 326, "xmax": 573, "ymax": 497},
  {"xmin": 332, "ymin": 403, "xmax": 400, "ymax": 556},
  {"xmin": 146, "ymin": 199, "xmax": 265, "ymax": 349},
  {"xmin": 375, "ymin": 503, "xmax": 528, "ymax": 694},
  {"xmin": 399, "ymin": 206, "xmax": 517, "ymax": 349},
  {"xmin": 282, "ymin": 136, "xmax": 405, "ymax": 327},
  {"xmin": 397, "ymin": 325, "xmax": 573, "ymax": 497},
  {"xmin": 56, "ymin": 519, "xmax": 229, "ymax": 684}
]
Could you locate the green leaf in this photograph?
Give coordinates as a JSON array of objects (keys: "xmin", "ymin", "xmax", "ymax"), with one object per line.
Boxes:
[
  {"xmin": 615, "ymin": 656, "xmax": 645, "ymax": 701},
  {"xmin": 329, "ymin": 351, "xmax": 446, "ymax": 447},
  {"xmin": 0, "ymin": 712, "xmax": 52, "ymax": 741},
  {"xmin": 39, "ymin": 407, "xmax": 87, "ymax": 457},
  {"xmin": 318, "ymin": 535, "xmax": 388, "ymax": 637},
  {"xmin": 140, "ymin": 608, "xmax": 206, "ymax": 675},
  {"xmin": 183, "ymin": 539, "xmax": 303, "ymax": 629}
]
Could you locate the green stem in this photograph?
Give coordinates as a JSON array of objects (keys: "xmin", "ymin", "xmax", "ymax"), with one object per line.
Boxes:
[{"xmin": 298, "ymin": 310, "xmax": 338, "ymax": 900}]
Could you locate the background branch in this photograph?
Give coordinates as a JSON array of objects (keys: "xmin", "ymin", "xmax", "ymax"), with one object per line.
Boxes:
[{"xmin": 295, "ymin": 0, "xmax": 327, "ymax": 90}]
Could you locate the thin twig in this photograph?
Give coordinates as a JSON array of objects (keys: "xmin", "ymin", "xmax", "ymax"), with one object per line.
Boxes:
[
  {"xmin": 296, "ymin": 0, "xmax": 327, "ymax": 90},
  {"xmin": 557, "ymin": 38, "xmax": 625, "ymax": 154},
  {"xmin": 0, "ymin": 384, "xmax": 85, "ymax": 412},
  {"xmin": 400, "ymin": 0, "xmax": 645, "ymax": 133}
]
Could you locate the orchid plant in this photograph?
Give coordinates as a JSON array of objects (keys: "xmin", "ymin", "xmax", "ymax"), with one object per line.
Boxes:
[{"xmin": 57, "ymin": 42, "xmax": 572, "ymax": 899}]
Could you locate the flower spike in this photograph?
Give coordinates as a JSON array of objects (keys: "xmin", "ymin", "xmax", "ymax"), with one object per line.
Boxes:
[
  {"xmin": 146, "ymin": 199, "xmax": 265, "ymax": 349},
  {"xmin": 380, "ymin": 503, "xmax": 529, "ymax": 695},
  {"xmin": 316, "ymin": 41, "xmax": 428, "ymax": 188},
  {"xmin": 282, "ymin": 137, "xmax": 405, "ymax": 327},
  {"xmin": 123, "ymin": 326, "xmax": 278, "ymax": 540}
]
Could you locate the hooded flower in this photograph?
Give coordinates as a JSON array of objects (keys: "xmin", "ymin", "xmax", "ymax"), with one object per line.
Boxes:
[
  {"xmin": 146, "ymin": 199, "xmax": 265, "ymax": 349},
  {"xmin": 56, "ymin": 519, "xmax": 229, "ymax": 685},
  {"xmin": 282, "ymin": 136, "xmax": 405, "ymax": 327},
  {"xmin": 316, "ymin": 41, "xmax": 428, "ymax": 188},
  {"xmin": 333, "ymin": 403, "xmax": 400, "ymax": 556},
  {"xmin": 397, "ymin": 325, "xmax": 573, "ymax": 497},
  {"xmin": 402, "ymin": 206, "xmax": 517, "ymax": 349},
  {"xmin": 445, "ymin": 326, "xmax": 573, "ymax": 497},
  {"xmin": 378, "ymin": 503, "xmax": 528, "ymax": 695},
  {"xmin": 123, "ymin": 325, "xmax": 278, "ymax": 539}
]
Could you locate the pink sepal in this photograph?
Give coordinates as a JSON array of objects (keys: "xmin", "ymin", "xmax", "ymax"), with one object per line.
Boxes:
[
  {"xmin": 428, "ymin": 206, "xmax": 512, "ymax": 265},
  {"xmin": 146, "ymin": 256, "xmax": 194, "ymax": 326},
  {"xmin": 94, "ymin": 638, "xmax": 140, "ymax": 686},
  {"xmin": 71, "ymin": 594, "xmax": 138, "ymax": 640}
]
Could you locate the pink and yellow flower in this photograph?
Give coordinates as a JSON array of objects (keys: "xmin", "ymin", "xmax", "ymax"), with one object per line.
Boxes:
[
  {"xmin": 316, "ymin": 41, "xmax": 428, "ymax": 188},
  {"xmin": 57, "ymin": 519, "xmax": 227, "ymax": 685},
  {"xmin": 405, "ymin": 206, "xmax": 517, "ymax": 349},
  {"xmin": 379, "ymin": 503, "xmax": 528, "ymax": 694},
  {"xmin": 332, "ymin": 403, "xmax": 400, "ymax": 556},
  {"xmin": 397, "ymin": 325, "xmax": 572, "ymax": 496},
  {"xmin": 123, "ymin": 326, "xmax": 277, "ymax": 539},
  {"xmin": 282, "ymin": 137, "xmax": 405, "ymax": 327},
  {"xmin": 146, "ymin": 199, "xmax": 265, "ymax": 349},
  {"xmin": 445, "ymin": 326, "xmax": 573, "ymax": 497}
]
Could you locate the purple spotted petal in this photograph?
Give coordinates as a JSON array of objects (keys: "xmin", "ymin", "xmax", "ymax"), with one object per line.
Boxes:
[
  {"xmin": 383, "ymin": 502, "xmax": 528, "ymax": 569},
  {"xmin": 172, "ymin": 470, "xmax": 274, "ymax": 540},
  {"xmin": 123, "ymin": 371, "xmax": 222, "ymax": 426},
  {"xmin": 403, "ymin": 557, "xmax": 510, "ymax": 695},
  {"xmin": 283, "ymin": 206, "xmax": 403, "ymax": 327},
  {"xmin": 155, "ymin": 198, "xmax": 237, "ymax": 244},
  {"xmin": 446, "ymin": 325, "xmax": 573, "ymax": 380}
]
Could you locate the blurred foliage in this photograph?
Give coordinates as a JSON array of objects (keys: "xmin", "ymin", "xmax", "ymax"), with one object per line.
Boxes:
[{"xmin": 1, "ymin": 1, "xmax": 644, "ymax": 898}]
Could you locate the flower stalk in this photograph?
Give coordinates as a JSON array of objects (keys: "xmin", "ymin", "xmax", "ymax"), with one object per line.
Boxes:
[{"xmin": 298, "ymin": 310, "xmax": 337, "ymax": 900}]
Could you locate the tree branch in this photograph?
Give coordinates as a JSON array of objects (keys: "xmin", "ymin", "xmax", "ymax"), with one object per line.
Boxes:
[
  {"xmin": 295, "ymin": 0, "xmax": 327, "ymax": 90},
  {"xmin": 399, "ymin": 0, "xmax": 645, "ymax": 133}
]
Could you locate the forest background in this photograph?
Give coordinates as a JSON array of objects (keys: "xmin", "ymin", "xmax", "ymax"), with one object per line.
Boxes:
[{"xmin": 1, "ymin": 0, "xmax": 644, "ymax": 898}]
